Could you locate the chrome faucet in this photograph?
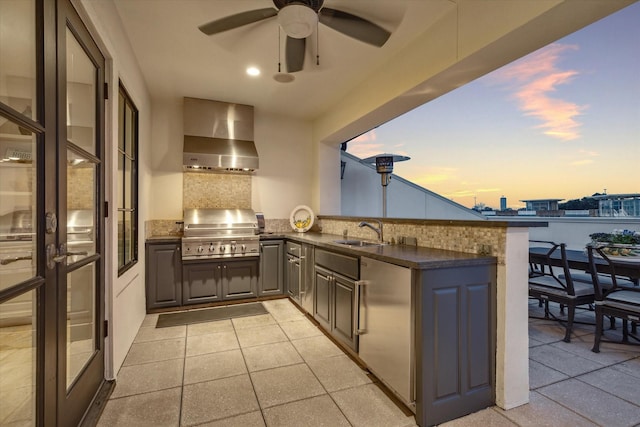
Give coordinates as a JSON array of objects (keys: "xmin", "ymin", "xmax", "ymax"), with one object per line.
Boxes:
[{"xmin": 359, "ymin": 220, "xmax": 383, "ymax": 243}]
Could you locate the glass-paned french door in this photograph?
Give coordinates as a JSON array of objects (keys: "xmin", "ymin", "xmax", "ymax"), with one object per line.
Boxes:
[
  {"xmin": 0, "ymin": 0, "xmax": 105, "ymax": 425},
  {"xmin": 57, "ymin": 0, "xmax": 105, "ymax": 425}
]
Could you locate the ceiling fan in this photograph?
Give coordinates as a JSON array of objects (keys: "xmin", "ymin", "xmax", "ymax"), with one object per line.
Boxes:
[{"xmin": 198, "ymin": 0, "xmax": 391, "ymax": 73}]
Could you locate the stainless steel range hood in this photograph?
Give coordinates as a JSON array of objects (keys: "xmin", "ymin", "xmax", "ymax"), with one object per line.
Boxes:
[{"xmin": 183, "ymin": 97, "xmax": 258, "ymax": 172}]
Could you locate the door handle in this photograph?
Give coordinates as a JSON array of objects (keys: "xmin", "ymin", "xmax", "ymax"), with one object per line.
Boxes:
[
  {"xmin": 46, "ymin": 243, "xmax": 68, "ymax": 269},
  {"xmin": 0, "ymin": 255, "xmax": 33, "ymax": 265}
]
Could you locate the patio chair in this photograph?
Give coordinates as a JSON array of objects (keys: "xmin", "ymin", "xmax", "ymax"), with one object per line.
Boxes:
[
  {"xmin": 529, "ymin": 241, "xmax": 596, "ymax": 343},
  {"xmin": 567, "ymin": 270, "xmax": 637, "ymax": 289},
  {"xmin": 588, "ymin": 245, "xmax": 640, "ymax": 353}
]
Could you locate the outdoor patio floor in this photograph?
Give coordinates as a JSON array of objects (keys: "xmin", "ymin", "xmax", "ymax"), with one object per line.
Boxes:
[
  {"xmin": 444, "ymin": 300, "xmax": 640, "ymax": 427},
  {"xmin": 96, "ymin": 298, "xmax": 640, "ymax": 426}
]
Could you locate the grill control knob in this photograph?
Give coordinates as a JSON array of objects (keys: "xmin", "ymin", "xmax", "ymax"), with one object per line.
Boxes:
[
  {"xmin": 197, "ymin": 246, "xmax": 204, "ymax": 253},
  {"xmin": 241, "ymin": 244, "xmax": 246, "ymax": 253},
  {"xmin": 231, "ymin": 244, "xmax": 236, "ymax": 253},
  {"xmin": 209, "ymin": 244, "xmax": 215, "ymax": 252},
  {"xmin": 220, "ymin": 246, "xmax": 225, "ymax": 253}
]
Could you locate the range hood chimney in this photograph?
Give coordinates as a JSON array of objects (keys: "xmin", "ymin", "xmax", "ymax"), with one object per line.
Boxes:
[{"xmin": 183, "ymin": 97, "xmax": 258, "ymax": 172}]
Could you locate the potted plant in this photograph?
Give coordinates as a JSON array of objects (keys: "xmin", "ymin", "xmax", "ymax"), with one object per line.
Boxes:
[{"xmin": 589, "ymin": 229, "xmax": 640, "ymax": 259}]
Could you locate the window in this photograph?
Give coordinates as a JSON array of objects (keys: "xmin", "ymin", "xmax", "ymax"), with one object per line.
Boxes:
[{"xmin": 117, "ymin": 83, "xmax": 138, "ymax": 275}]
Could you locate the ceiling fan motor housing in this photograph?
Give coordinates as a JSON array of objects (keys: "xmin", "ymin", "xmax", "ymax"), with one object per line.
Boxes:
[
  {"xmin": 277, "ymin": 2, "xmax": 319, "ymax": 39},
  {"xmin": 273, "ymin": 0, "xmax": 324, "ymax": 11},
  {"xmin": 199, "ymin": 0, "xmax": 389, "ymax": 73}
]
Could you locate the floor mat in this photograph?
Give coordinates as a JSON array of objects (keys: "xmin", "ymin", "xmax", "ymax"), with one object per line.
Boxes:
[{"xmin": 156, "ymin": 302, "xmax": 268, "ymax": 328}]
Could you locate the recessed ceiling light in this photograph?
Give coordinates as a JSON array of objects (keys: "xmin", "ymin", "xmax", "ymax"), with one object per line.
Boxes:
[{"xmin": 247, "ymin": 67, "xmax": 260, "ymax": 76}]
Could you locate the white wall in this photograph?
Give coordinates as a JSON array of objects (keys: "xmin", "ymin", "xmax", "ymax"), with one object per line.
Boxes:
[
  {"xmin": 341, "ymin": 152, "xmax": 483, "ymax": 220},
  {"xmin": 496, "ymin": 227, "xmax": 530, "ymax": 409},
  {"xmin": 76, "ymin": 0, "xmax": 151, "ymax": 376},
  {"xmin": 142, "ymin": 100, "xmax": 317, "ymax": 221},
  {"xmin": 252, "ymin": 111, "xmax": 314, "ymax": 218},
  {"xmin": 148, "ymin": 96, "xmax": 183, "ymax": 220}
]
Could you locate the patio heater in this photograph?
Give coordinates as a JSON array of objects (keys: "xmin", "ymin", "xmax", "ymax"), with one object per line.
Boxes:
[{"xmin": 362, "ymin": 153, "xmax": 410, "ymax": 217}]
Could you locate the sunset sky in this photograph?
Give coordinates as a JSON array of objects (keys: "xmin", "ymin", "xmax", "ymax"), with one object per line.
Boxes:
[{"xmin": 347, "ymin": 3, "xmax": 640, "ymax": 210}]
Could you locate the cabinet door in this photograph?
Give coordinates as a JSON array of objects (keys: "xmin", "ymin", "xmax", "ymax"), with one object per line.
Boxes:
[
  {"xmin": 286, "ymin": 255, "xmax": 301, "ymax": 301},
  {"xmin": 146, "ymin": 243, "xmax": 182, "ymax": 310},
  {"xmin": 182, "ymin": 262, "xmax": 221, "ymax": 305},
  {"xmin": 222, "ymin": 259, "xmax": 258, "ymax": 300},
  {"xmin": 333, "ymin": 273, "xmax": 358, "ymax": 351},
  {"xmin": 259, "ymin": 241, "xmax": 284, "ymax": 296},
  {"xmin": 313, "ymin": 266, "xmax": 331, "ymax": 330}
]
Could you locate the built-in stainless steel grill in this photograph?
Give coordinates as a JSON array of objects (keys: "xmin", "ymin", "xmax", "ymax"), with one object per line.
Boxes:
[{"xmin": 181, "ymin": 208, "xmax": 260, "ymax": 260}]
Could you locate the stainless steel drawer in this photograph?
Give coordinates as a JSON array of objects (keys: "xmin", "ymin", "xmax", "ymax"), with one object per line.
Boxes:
[
  {"xmin": 286, "ymin": 242, "xmax": 301, "ymax": 257},
  {"xmin": 314, "ymin": 249, "xmax": 359, "ymax": 280}
]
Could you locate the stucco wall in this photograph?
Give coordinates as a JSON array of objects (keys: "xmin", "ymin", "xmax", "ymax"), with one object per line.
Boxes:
[
  {"xmin": 340, "ymin": 153, "xmax": 483, "ymax": 220},
  {"xmin": 252, "ymin": 111, "xmax": 314, "ymax": 218},
  {"xmin": 141, "ymin": 99, "xmax": 315, "ymax": 222},
  {"xmin": 77, "ymin": 0, "xmax": 151, "ymax": 377}
]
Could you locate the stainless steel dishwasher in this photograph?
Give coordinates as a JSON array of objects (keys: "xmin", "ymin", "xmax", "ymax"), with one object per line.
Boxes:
[{"xmin": 358, "ymin": 256, "xmax": 414, "ymax": 410}]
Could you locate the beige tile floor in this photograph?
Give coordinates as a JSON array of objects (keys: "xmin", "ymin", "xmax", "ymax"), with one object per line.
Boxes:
[{"xmin": 97, "ymin": 298, "xmax": 640, "ymax": 427}]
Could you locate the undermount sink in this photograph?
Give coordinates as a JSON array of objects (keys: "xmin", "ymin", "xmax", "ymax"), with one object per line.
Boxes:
[{"xmin": 333, "ymin": 239, "xmax": 384, "ymax": 247}]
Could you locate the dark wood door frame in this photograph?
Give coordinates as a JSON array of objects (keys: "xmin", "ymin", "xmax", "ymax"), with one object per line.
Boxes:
[{"xmin": 55, "ymin": 0, "xmax": 106, "ymax": 425}]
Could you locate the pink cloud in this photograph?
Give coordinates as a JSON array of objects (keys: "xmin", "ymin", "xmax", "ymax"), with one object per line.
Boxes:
[
  {"xmin": 346, "ymin": 130, "xmax": 385, "ymax": 158},
  {"xmin": 492, "ymin": 43, "xmax": 586, "ymax": 141}
]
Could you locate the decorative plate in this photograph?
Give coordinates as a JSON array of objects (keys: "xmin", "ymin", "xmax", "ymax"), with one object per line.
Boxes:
[{"xmin": 290, "ymin": 205, "xmax": 314, "ymax": 233}]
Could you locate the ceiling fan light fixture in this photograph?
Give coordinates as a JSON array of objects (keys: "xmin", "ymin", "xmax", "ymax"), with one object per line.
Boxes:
[
  {"xmin": 277, "ymin": 4, "xmax": 317, "ymax": 39},
  {"xmin": 274, "ymin": 73, "xmax": 295, "ymax": 83}
]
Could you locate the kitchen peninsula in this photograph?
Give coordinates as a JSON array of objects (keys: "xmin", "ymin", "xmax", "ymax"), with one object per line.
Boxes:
[{"xmin": 145, "ymin": 214, "xmax": 544, "ymax": 426}]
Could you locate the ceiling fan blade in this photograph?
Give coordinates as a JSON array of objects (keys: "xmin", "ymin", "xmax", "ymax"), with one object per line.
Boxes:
[
  {"xmin": 286, "ymin": 36, "xmax": 305, "ymax": 73},
  {"xmin": 318, "ymin": 7, "xmax": 390, "ymax": 47},
  {"xmin": 198, "ymin": 8, "xmax": 278, "ymax": 35}
]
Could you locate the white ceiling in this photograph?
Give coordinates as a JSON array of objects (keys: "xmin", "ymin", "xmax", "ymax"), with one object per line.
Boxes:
[
  {"xmin": 112, "ymin": 0, "xmax": 635, "ymax": 126},
  {"xmin": 113, "ymin": 0, "xmax": 452, "ymax": 120}
]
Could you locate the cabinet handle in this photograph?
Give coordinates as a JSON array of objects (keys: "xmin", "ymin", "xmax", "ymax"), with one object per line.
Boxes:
[{"xmin": 355, "ymin": 280, "xmax": 367, "ymax": 335}]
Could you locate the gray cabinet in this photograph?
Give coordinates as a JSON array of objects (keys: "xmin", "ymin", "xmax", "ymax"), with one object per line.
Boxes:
[
  {"xmin": 145, "ymin": 241, "xmax": 182, "ymax": 310},
  {"xmin": 313, "ymin": 266, "xmax": 331, "ymax": 330},
  {"xmin": 313, "ymin": 249, "xmax": 359, "ymax": 351},
  {"xmin": 258, "ymin": 240, "xmax": 284, "ymax": 296},
  {"xmin": 182, "ymin": 261, "xmax": 222, "ymax": 305},
  {"xmin": 333, "ymin": 273, "xmax": 357, "ymax": 349},
  {"xmin": 183, "ymin": 258, "xmax": 258, "ymax": 305},
  {"xmin": 222, "ymin": 259, "xmax": 259, "ymax": 300},
  {"xmin": 415, "ymin": 264, "xmax": 496, "ymax": 427}
]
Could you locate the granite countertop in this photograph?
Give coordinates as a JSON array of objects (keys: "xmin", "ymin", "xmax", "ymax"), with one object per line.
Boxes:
[
  {"xmin": 146, "ymin": 235, "xmax": 181, "ymax": 243},
  {"xmin": 145, "ymin": 232, "xmax": 495, "ymax": 269},
  {"xmin": 260, "ymin": 232, "xmax": 496, "ymax": 270}
]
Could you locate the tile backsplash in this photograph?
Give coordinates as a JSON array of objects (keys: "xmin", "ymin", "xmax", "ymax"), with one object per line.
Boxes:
[
  {"xmin": 146, "ymin": 219, "xmax": 183, "ymax": 238},
  {"xmin": 319, "ymin": 218, "xmax": 506, "ymax": 263},
  {"xmin": 183, "ymin": 171, "xmax": 251, "ymax": 209}
]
